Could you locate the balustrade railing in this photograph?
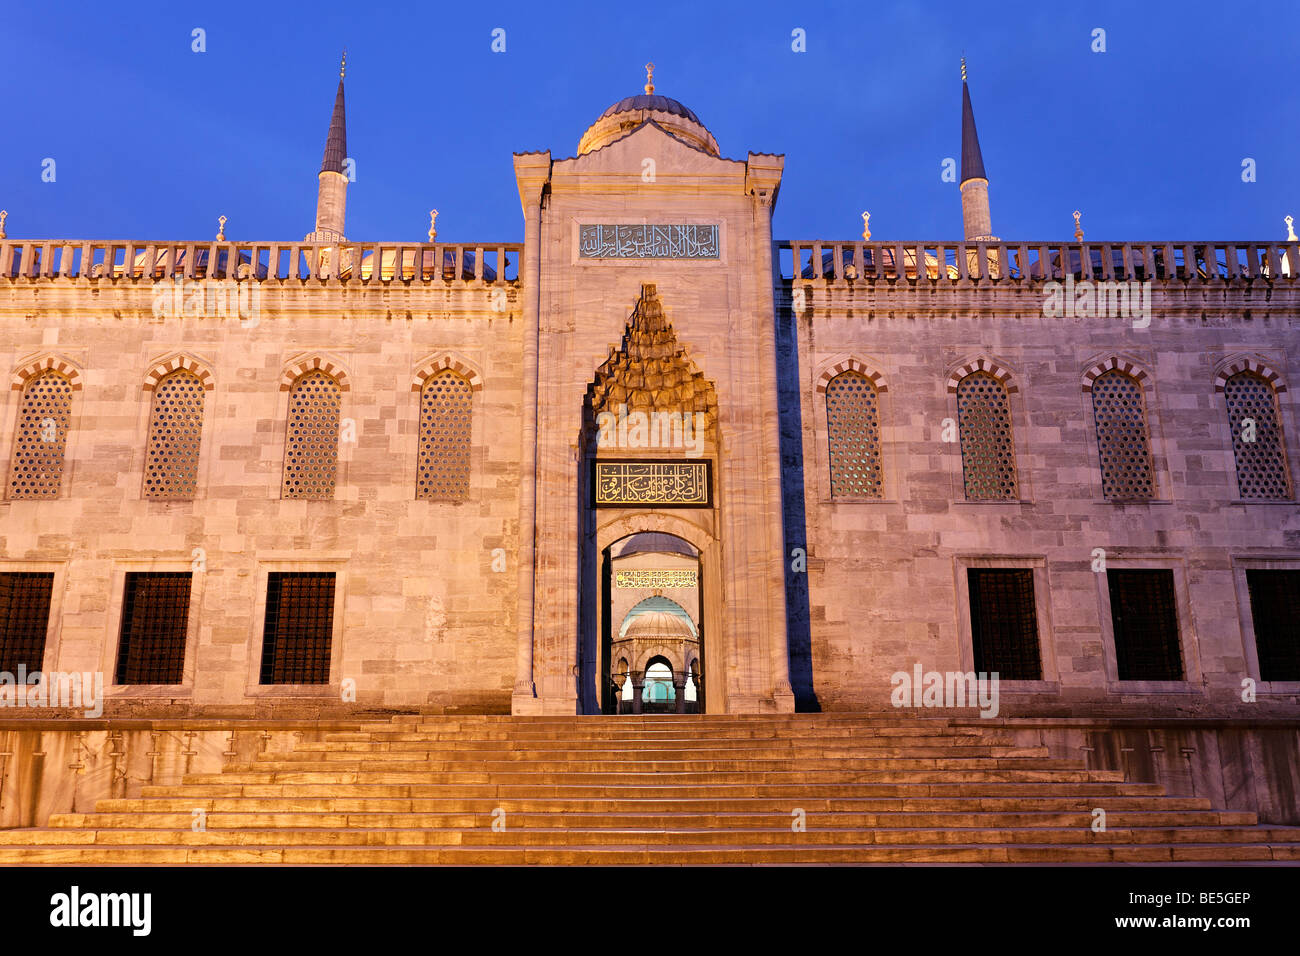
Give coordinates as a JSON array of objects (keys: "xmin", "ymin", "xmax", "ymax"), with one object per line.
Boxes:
[
  {"xmin": 0, "ymin": 240, "xmax": 522, "ymax": 284},
  {"xmin": 777, "ymin": 240, "xmax": 1299, "ymax": 283}
]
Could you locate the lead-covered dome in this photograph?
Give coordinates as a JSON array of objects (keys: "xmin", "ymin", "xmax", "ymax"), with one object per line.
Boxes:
[{"xmin": 577, "ymin": 66, "xmax": 719, "ymax": 156}]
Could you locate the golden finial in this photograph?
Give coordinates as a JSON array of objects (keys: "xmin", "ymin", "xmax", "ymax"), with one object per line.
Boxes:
[
  {"xmin": 644, "ymin": 62, "xmax": 655, "ymax": 95},
  {"xmin": 1073, "ymin": 210, "xmax": 1083, "ymax": 242},
  {"xmin": 1286, "ymin": 215, "xmax": 1297, "ymax": 242},
  {"xmin": 427, "ymin": 209, "xmax": 438, "ymax": 242},
  {"xmin": 216, "ymin": 215, "xmax": 227, "ymax": 241},
  {"xmin": 960, "ymin": 56, "xmax": 967, "ymax": 83},
  {"xmin": 340, "ymin": 50, "xmax": 347, "ymax": 79},
  {"xmin": 861, "ymin": 211, "xmax": 871, "ymax": 241},
  {"xmin": 0, "ymin": 210, "xmax": 7, "ymax": 240}
]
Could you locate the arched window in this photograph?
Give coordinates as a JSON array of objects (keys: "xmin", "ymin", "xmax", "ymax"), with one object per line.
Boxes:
[
  {"xmin": 957, "ymin": 371, "xmax": 1018, "ymax": 500},
  {"xmin": 282, "ymin": 370, "xmax": 341, "ymax": 500},
  {"xmin": 144, "ymin": 370, "xmax": 205, "ymax": 499},
  {"xmin": 826, "ymin": 371, "xmax": 882, "ymax": 498},
  {"xmin": 8, "ymin": 370, "xmax": 74, "ymax": 499},
  {"xmin": 417, "ymin": 369, "xmax": 472, "ymax": 500},
  {"xmin": 1091, "ymin": 369, "xmax": 1154, "ymax": 500},
  {"xmin": 1223, "ymin": 371, "xmax": 1292, "ymax": 499}
]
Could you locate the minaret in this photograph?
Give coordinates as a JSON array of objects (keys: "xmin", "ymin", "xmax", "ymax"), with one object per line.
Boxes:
[
  {"xmin": 307, "ymin": 53, "xmax": 349, "ymax": 244},
  {"xmin": 959, "ymin": 58, "xmax": 997, "ymax": 242}
]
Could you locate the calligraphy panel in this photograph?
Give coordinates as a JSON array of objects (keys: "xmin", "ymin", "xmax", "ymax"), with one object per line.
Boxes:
[
  {"xmin": 614, "ymin": 569, "xmax": 698, "ymax": 589},
  {"xmin": 578, "ymin": 224, "xmax": 719, "ymax": 260},
  {"xmin": 593, "ymin": 460, "xmax": 713, "ymax": 507}
]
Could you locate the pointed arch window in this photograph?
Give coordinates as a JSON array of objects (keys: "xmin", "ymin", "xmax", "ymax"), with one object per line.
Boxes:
[
  {"xmin": 957, "ymin": 371, "xmax": 1018, "ymax": 499},
  {"xmin": 826, "ymin": 371, "xmax": 883, "ymax": 498},
  {"xmin": 8, "ymin": 370, "xmax": 74, "ymax": 499},
  {"xmin": 1223, "ymin": 371, "xmax": 1292, "ymax": 499},
  {"xmin": 1091, "ymin": 369, "xmax": 1155, "ymax": 500},
  {"xmin": 417, "ymin": 369, "xmax": 473, "ymax": 500},
  {"xmin": 144, "ymin": 370, "xmax": 205, "ymax": 499},
  {"xmin": 282, "ymin": 370, "xmax": 341, "ymax": 500}
]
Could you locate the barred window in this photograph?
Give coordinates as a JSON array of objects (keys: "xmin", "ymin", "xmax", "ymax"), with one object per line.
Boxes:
[
  {"xmin": 282, "ymin": 370, "xmax": 341, "ymax": 500},
  {"xmin": 826, "ymin": 371, "xmax": 882, "ymax": 498},
  {"xmin": 1224, "ymin": 372, "xmax": 1291, "ymax": 500},
  {"xmin": 968, "ymin": 569, "xmax": 1041, "ymax": 679},
  {"xmin": 8, "ymin": 371, "xmax": 74, "ymax": 499},
  {"xmin": 957, "ymin": 372, "xmax": 1018, "ymax": 500},
  {"xmin": 115, "ymin": 572, "xmax": 191, "ymax": 684},
  {"xmin": 144, "ymin": 370, "xmax": 205, "ymax": 499},
  {"xmin": 417, "ymin": 370, "xmax": 472, "ymax": 500},
  {"xmin": 1108, "ymin": 569, "xmax": 1183, "ymax": 680},
  {"xmin": 0, "ymin": 572, "xmax": 54, "ymax": 675},
  {"xmin": 260, "ymin": 572, "xmax": 335, "ymax": 684},
  {"xmin": 1245, "ymin": 570, "xmax": 1300, "ymax": 682},
  {"xmin": 1091, "ymin": 370, "xmax": 1154, "ymax": 500}
]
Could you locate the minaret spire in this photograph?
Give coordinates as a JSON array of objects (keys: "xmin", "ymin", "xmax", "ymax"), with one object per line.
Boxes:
[
  {"xmin": 307, "ymin": 53, "xmax": 350, "ymax": 254},
  {"xmin": 959, "ymin": 58, "xmax": 996, "ymax": 242}
]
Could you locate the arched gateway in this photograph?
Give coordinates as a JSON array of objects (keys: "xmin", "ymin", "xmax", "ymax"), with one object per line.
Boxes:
[{"xmin": 509, "ymin": 84, "xmax": 796, "ymax": 716}]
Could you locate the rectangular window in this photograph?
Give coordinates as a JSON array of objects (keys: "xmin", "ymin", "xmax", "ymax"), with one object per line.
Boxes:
[
  {"xmin": 1108, "ymin": 569, "xmax": 1183, "ymax": 680},
  {"xmin": 0, "ymin": 572, "xmax": 54, "ymax": 676},
  {"xmin": 260, "ymin": 572, "xmax": 335, "ymax": 684},
  {"xmin": 115, "ymin": 572, "xmax": 192, "ymax": 684},
  {"xmin": 1246, "ymin": 570, "xmax": 1300, "ymax": 681},
  {"xmin": 967, "ymin": 569, "xmax": 1042, "ymax": 679}
]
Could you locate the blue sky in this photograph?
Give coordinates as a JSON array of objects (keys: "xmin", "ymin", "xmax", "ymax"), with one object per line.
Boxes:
[{"xmin": 3, "ymin": 0, "xmax": 1295, "ymax": 243}]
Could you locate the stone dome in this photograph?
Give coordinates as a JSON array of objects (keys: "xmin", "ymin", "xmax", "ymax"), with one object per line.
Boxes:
[{"xmin": 577, "ymin": 79, "xmax": 718, "ymax": 156}]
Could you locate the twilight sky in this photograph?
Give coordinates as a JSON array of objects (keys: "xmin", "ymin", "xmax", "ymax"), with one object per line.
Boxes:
[{"xmin": 3, "ymin": 0, "xmax": 1295, "ymax": 243}]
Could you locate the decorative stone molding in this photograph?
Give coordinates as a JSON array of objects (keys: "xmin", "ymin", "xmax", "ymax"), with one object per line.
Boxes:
[
  {"xmin": 10, "ymin": 354, "xmax": 83, "ymax": 391},
  {"xmin": 946, "ymin": 356, "xmax": 1018, "ymax": 393},
  {"xmin": 279, "ymin": 354, "xmax": 351, "ymax": 391},
  {"xmin": 815, "ymin": 357, "xmax": 887, "ymax": 394},
  {"xmin": 143, "ymin": 353, "xmax": 215, "ymax": 391},
  {"xmin": 411, "ymin": 353, "xmax": 484, "ymax": 393},
  {"xmin": 1213, "ymin": 356, "xmax": 1287, "ymax": 393},
  {"xmin": 1081, "ymin": 355, "xmax": 1150, "ymax": 393}
]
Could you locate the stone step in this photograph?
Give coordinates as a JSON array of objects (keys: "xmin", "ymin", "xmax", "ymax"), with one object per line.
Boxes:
[
  {"xmin": 243, "ymin": 755, "xmax": 1065, "ymax": 772},
  {"xmin": 92, "ymin": 794, "xmax": 1220, "ymax": 814},
  {"xmin": 0, "ymin": 843, "xmax": 1293, "ymax": 865},
  {"xmin": 183, "ymin": 768, "xmax": 1129, "ymax": 786},
  {"xmin": 42, "ymin": 809, "xmax": 1262, "ymax": 830},
  {"xmin": 307, "ymin": 738, "xmax": 1027, "ymax": 753},
  {"xmin": 130, "ymin": 783, "xmax": 1169, "ymax": 802},
  {"xmin": 2, "ymin": 825, "xmax": 1296, "ymax": 849}
]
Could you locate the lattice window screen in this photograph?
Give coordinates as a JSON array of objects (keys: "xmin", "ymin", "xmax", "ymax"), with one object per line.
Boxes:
[
  {"xmin": 260, "ymin": 572, "xmax": 335, "ymax": 684},
  {"xmin": 957, "ymin": 372, "xmax": 1018, "ymax": 500},
  {"xmin": 1224, "ymin": 372, "xmax": 1291, "ymax": 500},
  {"xmin": 115, "ymin": 572, "xmax": 192, "ymax": 684},
  {"xmin": 0, "ymin": 572, "xmax": 54, "ymax": 674},
  {"xmin": 1245, "ymin": 569, "xmax": 1300, "ymax": 682},
  {"xmin": 1091, "ymin": 370, "xmax": 1155, "ymax": 500},
  {"xmin": 967, "ymin": 569, "xmax": 1042, "ymax": 679},
  {"xmin": 282, "ymin": 370, "xmax": 341, "ymax": 500},
  {"xmin": 826, "ymin": 372, "xmax": 882, "ymax": 498},
  {"xmin": 1108, "ymin": 569, "xmax": 1183, "ymax": 681},
  {"xmin": 8, "ymin": 371, "xmax": 73, "ymax": 499},
  {"xmin": 144, "ymin": 370, "xmax": 205, "ymax": 499},
  {"xmin": 417, "ymin": 370, "xmax": 472, "ymax": 500}
]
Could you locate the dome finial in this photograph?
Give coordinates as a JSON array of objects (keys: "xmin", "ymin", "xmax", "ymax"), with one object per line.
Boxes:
[
  {"xmin": 340, "ymin": 49, "xmax": 347, "ymax": 79},
  {"xmin": 644, "ymin": 61, "xmax": 655, "ymax": 95}
]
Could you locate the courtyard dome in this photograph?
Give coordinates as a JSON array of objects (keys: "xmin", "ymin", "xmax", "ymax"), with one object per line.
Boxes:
[
  {"xmin": 577, "ymin": 64, "xmax": 719, "ymax": 156},
  {"xmin": 623, "ymin": 609, "xmax": 697, "ymax": 642}
]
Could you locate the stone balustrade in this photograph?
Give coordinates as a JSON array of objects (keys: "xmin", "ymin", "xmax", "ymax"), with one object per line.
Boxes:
[
  {"xmin": 0, "ymin": 239, "xmax": 522, "ymax": 284},
  {"xmin": 778, "ymin": 240, "xmax": 1300, "ymax": 283}
]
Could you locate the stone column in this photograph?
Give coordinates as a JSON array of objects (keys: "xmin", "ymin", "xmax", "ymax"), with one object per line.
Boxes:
[
  {"xmin": 630, "ymin": 672, "xmax": 644, "ymax": 715},
  {"xmin": 674, "ymin": 675, "xmax": 687, "ymax": 714},
  {"xmin": 747, "ymin": 154, "xmax": 796, "ymax": 713},
  {"xmin": 510, "ymin": 152, "xmax": 551, "ymax": 714}
]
